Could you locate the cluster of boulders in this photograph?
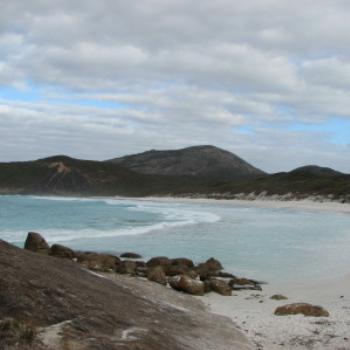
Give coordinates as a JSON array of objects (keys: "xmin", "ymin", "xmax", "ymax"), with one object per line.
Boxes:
[{"xmin": 23, "ymin": 232, "xmax": 262, "ymax": 297}]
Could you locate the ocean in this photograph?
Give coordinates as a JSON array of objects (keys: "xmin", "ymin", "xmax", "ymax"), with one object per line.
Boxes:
[{"xmin": 1, "ymin": 195, "xmax": 350, "ymax": 284}]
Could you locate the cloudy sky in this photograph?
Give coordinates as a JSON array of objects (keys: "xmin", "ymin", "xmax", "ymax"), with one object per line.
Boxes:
[{"xmin": 1, "ymin": 0, "xmax": 350, "ymax": 172}]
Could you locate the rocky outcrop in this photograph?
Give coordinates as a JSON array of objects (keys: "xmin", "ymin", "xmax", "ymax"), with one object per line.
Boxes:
[
  {"xmin": 208, "ymin": 278, "xmax": 232, "ymax": 296},
  {"xmin": 229, "ymin": 278, "xmax": 262, "ymax": 291},
  {"xmin": 274, "ymin": 303, "xmax": 329, "ymax": 317},
  {"xmin": 169, "ymin": 275, "xmax": 205, "ymax": 296},
  {"xmin": 147, "ymin": 266, "xmax": 167, "ymax": 285},
  {"xmin": 146, "ymin": 256, "xmax": 171, "ymax": 271},
  {"xmin": 50, "ymin": 244, "xmax": 76, "ymax": 259},
  {"xmin": 24, "ymin": 232, "xmax": 50, "ymax": 254},
  {"xmin": 0, "ymin": 239, "xmax": 252, "ymax": 350},
  {"xmin": 196, "ymin": 257, "xmax": 224, "ymax": 279},
  {"xmin": 120, "ymin": 252, "xmax": 142, "ymax": 259},
  {"xmin": 166, "ymin": 264, "xmax": 198, "ymax": 278},
  {"xmin": 77, "ymin": 252, "xmax": 120, "ymax": 272},
  {"xmin": 171, "ymin": 258, "xmax": 194, "ymax": 268},
  {"xmin": 21, "ymin": 233, "xmax": 263, "ymax": 300}
]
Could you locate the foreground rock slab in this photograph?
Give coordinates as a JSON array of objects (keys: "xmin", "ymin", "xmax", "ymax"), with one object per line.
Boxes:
[
  {"xmin": 274, "ymin": 303, "xmax": 330, "ymax": 317},
  {"xmin": 0, "ymin": 240, "xmax": 252, "ymax": 350}
]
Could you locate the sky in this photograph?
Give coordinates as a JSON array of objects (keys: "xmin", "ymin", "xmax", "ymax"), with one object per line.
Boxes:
[{"xmin": 1, "ymin": 0, "xmax": 350, "ymax": 173}]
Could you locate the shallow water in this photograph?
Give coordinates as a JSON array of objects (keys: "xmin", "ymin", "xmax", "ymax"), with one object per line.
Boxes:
[{"xmin": 1, "ymin": 195, "xmax": 350, "ymax": 283}]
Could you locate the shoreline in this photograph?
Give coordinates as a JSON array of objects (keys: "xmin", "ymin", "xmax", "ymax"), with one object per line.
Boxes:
[
  {"xmin": 2, "ymin": 192, "xmax": 350, "ymax": 214},
  {"xmin": 119, "ymin": 195, "xmax": 350, "ymax": 214}
]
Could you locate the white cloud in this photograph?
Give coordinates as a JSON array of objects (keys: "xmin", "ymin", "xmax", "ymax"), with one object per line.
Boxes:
[{"xmin": 1, "ymin": 0, "xmax": 350, "ymax": 172}]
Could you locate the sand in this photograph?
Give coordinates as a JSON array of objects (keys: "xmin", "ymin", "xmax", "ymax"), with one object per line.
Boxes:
[
  {"xmin": 141, "ymin": 196, "xmax": 350, "ymax": 214},
  {"xmin": 198, "ymin": 275, "xmax": 350, "ymax": 350}
]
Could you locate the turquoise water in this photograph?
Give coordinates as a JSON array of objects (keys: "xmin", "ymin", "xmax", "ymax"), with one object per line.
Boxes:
[{"xmin": 1, "ymin": 195, "xmax": 350, "ymax": 283}]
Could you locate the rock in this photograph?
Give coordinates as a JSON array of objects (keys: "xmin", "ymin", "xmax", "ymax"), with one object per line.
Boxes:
[
  {"xmin": 274, "ymin": 303, "xmax": 329, "ymax": 317},
  {"xmin": 50, "ymin": 244, "xmax": 76, "ymax": 259},
  {"xmin": 229, "ymin": 278, "xmax": 262, "ymax": 291},
  {"xmin": 120, "ymin": 252, "xmax": 142, "ymax": 259},
  {"xmin": 203, "ymin": 280, "xmax": 212, "ymax": 293},
  {"xmin": 166, "ymin": 264, "xmax": 198, "ymax": 278},
  {"xmin": 169, "ymin": 275, "xmax": 205, "ymax": 296},
  {"xmin": 0, "ymin": 317, "xmax": 36, "ymax": 348},
  {"xmin": 116, "ymin": 260, "xmax": 137, "ymax": 275},
  {"xmin": 77, "ymin": 253, "xmax": 121, "ymax": 272},
  {"xmin": 270, "ymin": 294, "xmax": 288, "ymax": 301},
  {"xmin": 147, "ymin": 266, "xmax": 167, "ymax": 285},
  {"xmin": 146, "ymin": 256, "xmax": 171, "ymax": 271},
  {"xmin": 195, "ymin": 257, "xmax": 224, "ymax": 279},
  {"xmin": 171, "ymin": 258, "xmax": 194, "ymax": 268},
  {"xmin": 209, "ymin": 278, "xmax": 232, "ymax": 296},
  {"xmin": 205, "ymin": 257, "xmax": 223, "ymax": 271},
  {"xmin": 214, "ymin": 271, "xmax": 237, "ymax": 279},
  {"xmin": 24, "ymin": 232, "xmax": 50, "ymax": 254}
]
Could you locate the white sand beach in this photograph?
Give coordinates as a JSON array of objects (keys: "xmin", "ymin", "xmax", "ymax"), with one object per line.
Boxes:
[
  {"xmin": 143, "ymin": 196, "xmax": 350, "ymax": 215},
  {"xmin": 198, "ymin": 275, "xmax": 350, "ymax": 350}
]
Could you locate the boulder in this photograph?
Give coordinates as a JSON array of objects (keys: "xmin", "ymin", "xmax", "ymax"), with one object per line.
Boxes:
[
  {"xmin": 50, "ymin": 244, "xmax": 76, "ymax": 259},
  {"xmin": 146, "ymin": 256, "xmax": 171, "ymax": 271},
  {"xmin": 116, "ymin": 260, "xmax": 137, "ymax": 275},
  {"xmin": 270, "ymin": 294, "xmax": 288, "ymax": 301},
  {"xmin": 77, "ymin": 253, "xmax": 120, "ymax": 272},
  {"xmin": 205, "ymin": 257, "xmax": 223, "ymax": 271},
  {"xmin": 24, "ymin": 232, "xmax": 50, "ymax": 254},
  {"xmin": 195, "ymin": 257, "xmax": 224, "ymax": 279},
  {"xmin": 171, "ymin": 258, "xmax": 194, "ymax": 268},
  {"xmin": 274, "ymin": 303, "xmax": 329, "ymax": 317},
  {"xmin": 169, "ymin": 275, "xmax": 205, "ymax": 296},
  {"xmin": 209, "ymin": 278, "xmax": 232, "ymax": 296},
  {"xmin": 166, "ymin": 264, "xmax": 198, "ymax": 278},
  {"xmin": 229, "ymin": 278, "xmax": 262, "ymax": 291},
  {"xmin": 203, "ymin": 280, "xmax": 212, "ymax": 293},
  {"xmin": 147, "ymin": 266, "xmax": 167, "ymax": 285},
  {"xmin": 120, "ymin": 252, "xmax": 142, "ymax": 259}
]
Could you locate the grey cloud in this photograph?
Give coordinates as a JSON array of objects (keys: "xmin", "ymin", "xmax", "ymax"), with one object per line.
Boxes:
[{"xmin": 1, "ymin": 1, "xmax": 350, "ymax": 172}]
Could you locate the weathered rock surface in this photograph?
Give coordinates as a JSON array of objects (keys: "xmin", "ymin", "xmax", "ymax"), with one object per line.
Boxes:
[
  {"xmin": 120, "ymin": 252, "xmax": 142, "ymax": 259},
  {"xmin": 209, "ymin": 278, "xmax": 232, "ymax": 296},
  {"xmin": 77, "ymin": 252, "xmax": 120, "ymax": 272},
  {"xmin": 24, "ymin": 232, "xmax": 50, "ymax": 254},
  {"xmin": 229, "ymin": 278, "xmax": 262, "ymax": 291},
  {"xmin": 196, "ymin": 257, "xmax": 224, "ymax": 279},
  {"xmin": 50, "ymin": 244, "xmax": 76, "ymax": 259},
  {"xmin": 146, "ymin": 256, "xmax": 171, "ymax": 271},
  {"xmin": 274, "ymin": 303, "xmax": 329, "ymax": 317},
  {"xmin": 270, "ymin": 294, "xmax": 288, "ymax": 301},
  {"xmin": 171, "ymin": 258, "xmax": 194, "ymax": 268},
  {"xmin": 169, "ymin": 275, "xmax": 205, "ymax": 296},
  {"xmin": 0, "ymin": 240, "xmax": 252, "ymax": 350},
  {"xmin": 147, "ymin": 266, "xmax": 167, "ymax": 285},
  {"xmin": 116, "ymin": 260, "xmax": 137, "ymax": 275}
]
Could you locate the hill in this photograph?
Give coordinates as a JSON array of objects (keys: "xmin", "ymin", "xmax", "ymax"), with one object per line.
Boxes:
[
  {"xmin": 0, "ymin": 146, "xmax": 349, "ymax": 201},
  {"xmin": 213, "ymin": 166, "xmax": 350, "ymax": 200},
  {"xmin": 108, "ymin": 145, "xmax": 265, "ymax": 179}
]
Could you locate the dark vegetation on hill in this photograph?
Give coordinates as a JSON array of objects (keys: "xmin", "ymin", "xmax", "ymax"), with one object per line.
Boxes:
[
  {"xmin": 0, "ymin": 146, "xmax": 349, "ymax": 200},
  {"xmin": 108, "ymin": 145, "xmax": 265, "ymax": 178}
]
